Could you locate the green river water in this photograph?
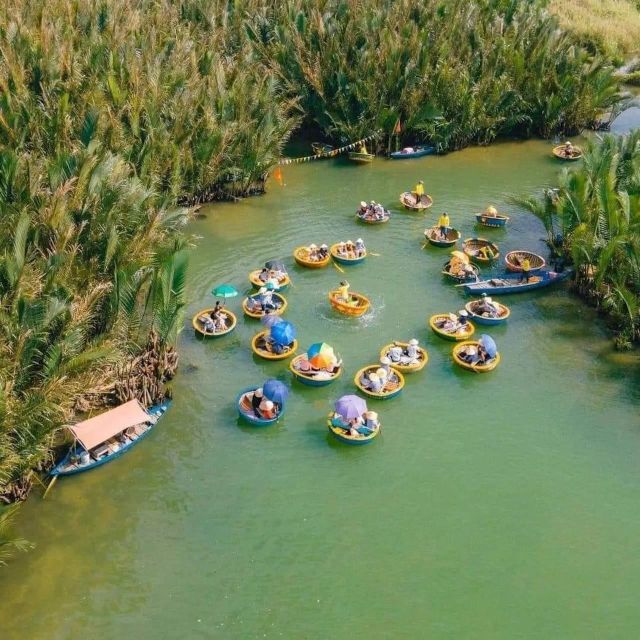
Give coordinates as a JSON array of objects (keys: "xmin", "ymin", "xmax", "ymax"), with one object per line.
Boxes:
[{"xmin": 2, "ymin": 135, "xmax": 640, "ymax": 640}]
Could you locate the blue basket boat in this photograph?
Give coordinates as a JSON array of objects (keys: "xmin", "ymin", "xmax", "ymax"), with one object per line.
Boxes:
[{"xmin": 236, "ymin": 386, "xmax": 285, "ymax": 426}]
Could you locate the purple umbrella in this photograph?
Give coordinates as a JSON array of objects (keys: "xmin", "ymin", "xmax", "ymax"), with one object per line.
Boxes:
[
  {"xmin": 261, "ymin": 314, "xmax": 283, "ymax": 328},
  {"xmin": 334, "ymin": 395, "xmax": 368, "ymax": 420},
  {"xmin": 270, "ymin": 321, "xmax": 296, "ymax": 346},
  {"xmin": 479, "ymin": 334, "xmax": 497, "ymax": 358},
  {"xmin": 263, "ymin": 379, "xmax": 289, "ymax": 405}
]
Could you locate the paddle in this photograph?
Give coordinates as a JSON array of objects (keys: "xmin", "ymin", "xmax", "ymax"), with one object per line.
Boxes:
[
  {"xmin": 369, "ymin": 252, "xmax": 381, "ymax": 257},
  {"xmin": 333, "ymin": 261, "xmax": 345, "ymax": 274}
]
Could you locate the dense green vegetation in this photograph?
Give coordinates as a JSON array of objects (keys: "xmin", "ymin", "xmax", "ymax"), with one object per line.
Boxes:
[{"xmin": 520, "ymin": 134, "xmax": 640, "ymax": 348}]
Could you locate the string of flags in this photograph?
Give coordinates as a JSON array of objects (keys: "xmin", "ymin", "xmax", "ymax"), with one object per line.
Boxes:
[{"xmin": 278, "ymin": 130, "xmax": 382, "ymax": 166}]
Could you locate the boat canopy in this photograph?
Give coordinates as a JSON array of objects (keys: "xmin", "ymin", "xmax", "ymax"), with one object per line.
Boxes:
[{"xmin": 69, "ymin": 400, "xmax": 149, "ymax": 451}]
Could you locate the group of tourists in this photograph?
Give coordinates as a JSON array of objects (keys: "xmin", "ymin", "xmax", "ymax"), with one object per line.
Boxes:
[
  {"xmin": 357, "ymin": 200, "xmax": 388, "ymax": 221},
  {"xmin": 334, "ymin": 239, "xmax": 366, "ymax": 259},
  {"xmin": 457, "ymin": 341, "xmax": 495, "ymax": 366},
  {"xmin": 447, "ymin": 253, "xmax": 478, "ymax": 281},
  {"xmin": 331, "ymin": 410, "xmax": 380, "ymax": 437},
  {"xmin": 248, "ymin": 388, "xmax": 279, "ymax": 420},
  {"xmin": 199, "ymin": 301, "xmax": 230, "ymax": 334},
  {"xmin": 254, "ymin": 332, "xmax": 293, "ymax": 355},
  {"xmin": 383, "ymin": 339, "xmax": 423, "ymax": 367},
  {"xmin": 257, "ymin": 266, "xmax": 287, "ymax": 288},
  {"xmin": 292, "ymin": 353, "xmax": 342, "ymax": 379},
  {"xmin": 360, "ymin": 357, "xmax": 401, "ymax": 393},
  {"xmin": 246, "ymin": 287, "xmax": 281, "ymax": 314},
  {"xmin": 302, "ymin": 244, "xmax": 330, "ymax": 262},
  {"xmin": 434, "ymin": 311, "xmax": 470, "ymax": 336},
  {"xmin": 471, "ymin": 294, "xmax": 501, "ymax": 318}
]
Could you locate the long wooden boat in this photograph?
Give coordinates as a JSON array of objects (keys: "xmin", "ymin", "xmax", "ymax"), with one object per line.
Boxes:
[
  {"xmin": 327, "ymin": 413, "xmax": 380, "ymax": 445},
  {"xmin": 356, "ymin": 209, "xmax": 390, "ymax": 224},
  {"xmin": 348, "ymin": 151, "xmax": 375, "ymax": 163},
  {"xmin": 249, "ymin": 269, "xmax": 290, "ymax": 290},
  {"xmin": 50, "ymin": 400, "xmax": 171, "ymax": 477},
  {"xmin": 442, "ymin": 260, "xmax": 480, "ymax": 283},
  {"xmin": 429, "ymin": 314, "xmax": 475, "ymax": 341},
  {"xmin": 390, "ymin": 146, "xmax": 435, "ymax": 159},
  {"xmin": 475, "ymin": 212, "xmax": 509, "ymax": 228},
  {"xmin": 462, "ymin": 269, "xmax": 572, "ymax": 296},
  {"xmin": 289, "ymin": 354, "xmax": 342, "ymax": 387},
  {"xmin": 463, "ymin": 238, "xmax": 500, "ymax": 263},
  {"xmin": 242, "ymin": 292, "xmax": 288, "ymax": 319},
  {"xmin": 464, "ymin": 300, "xmax": 511, "ymax": 325},
  {"xmin": 237, "ymin": 387, "xmax": 284, "ymax": 426},
  {"xmin": 425, "ymin": 227, "xmax": 461, "ymax": 247},
  {"xmin": 400, "ymin": 191, "xmax": 433, "ymax": 211},
  {"xmin": 354, "ymin": 365, "xmax": 405, "ymax": 400},
  {"xmin": 379, "ymin": 342, "xmax": 428, "ymax": 373},
  {"xmin": 328, "ymin": 290, "xmax": 370, "ymax": 317},
  {"xmin": 452, "ymin": 341, "xmax": 501, "ymax": 372},
  {"xmin": 552, "ymin": 145, "xmax": 583, "ymax": 161},
  {"xmin": 505, "ymin": 250, "xmax": 546, "ymax": 273},
  {"xmin": 251, "ymin": 331, "xmax": 297, "ymax": 360},
  {"xmin": 330, "ymin": 243, "xmax": 367, "ymax": 265},
  {"xmin": 293, "ymin": 246, "xmax": 330, "ymax": 269},
  {"xmin": 192, "ymin": 308, "xmax": 237, "ymax": 338}
]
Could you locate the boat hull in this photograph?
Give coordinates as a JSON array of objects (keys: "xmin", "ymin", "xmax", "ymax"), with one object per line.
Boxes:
[
  {"xmin": 357, "ymin": 212, "xmax": 390, "ymax": 224},
  {"xmin": 400, "ymin": 192, "xmax": 433, "ymax": 211},
  {"xmin": 289, "ymin": 355, "xmax": 342, "ymax": 387},
  {"xmin": 379, "ymin": 343, "xmax": 428, "ymax": 373},
  {"xmin": 552, "ymin": 145, "xmax": 583, "ymax": 161},
  {"xmin": 327, "ymin": 416, "xmax": 380, "ymax": 445},
  {"xmin": 429, "ymin": 314, "xmax": 475, "ymax": 341},
  {"xmin": 452, "ymin": 341, "xmax": 501, "ymax": 372},
  {"xmin": 390, "ymin": 147, "xmax": 434, "ymax": 159},
  {"xmin": 464, "ymin": 301, "xmax": 511, "ymax": 325},
  {"xmin": 354, "ymin": 366, "xmax": 405, "ymax": 400},
  {"xmin": 425, "ymin": 228, "xmax": 460, "ymax": 247},
  {"xmin": 475, "ymin": 213, "xmax": 509, "ymax": 227},
  {"xmin": 293, "ymin": 247, "xmax": 330, "ymax": 269},
  {"xmin": 237, "ymin": 387, "xmax": 283, "ymax": 426},
  {"xmin": 251, "ymin": 331, "xmax": 297, "ymax": 360},
  {"xmin": 330, "ymin": 243, "xmax": 367, "ymax": 265},
  {"xmin": 242, "ymin": 293, "xmax": 288, "ymax": 319},
  {"xmin": 328, "ymin": 290, "xmax": 370, "ymax": 317},
  {"xmin": 192, "ymin": 309, "xmax": 237, "ymax": 337},
  {"xmin": 462, "ymin": 270, "xmax": 572, "ymax": 295}
]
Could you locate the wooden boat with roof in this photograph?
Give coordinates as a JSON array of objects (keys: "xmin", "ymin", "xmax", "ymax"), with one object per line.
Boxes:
[
  {"xmin": 289, "ymin": 354, "xmax": 342, "ymax": 387},
  {"xmin": 504, "ymin": 250, "xmax": 546, "ymax": 273},
  {"xmin": 237, "ymin": 386, "xmax": 284, "ymax": 426},
  {"xmin": 379, "ymin": 342, "xmax": 428, "ymax": 373},
  {"xmin": 327, "ymin": 413, "xmax": 381, "ymax": 445},
  {"xmin": 462, "ymin": 269, "xmax": 572, "ymax": 295},
  {"xmin": 462, "ymin": 238, "xmax": 500, "ymax": 263},
  {"xmin": 50, "ymin": 399, "xmax": 170, "ymax": 477},
  {"xmin": 354, "ymin": 365, "xmax": 405, "ymax": 400},
  {"xmin": 330, "ymin": 243, "xmax": 367, "ymax": 265},
  {"xmin": 452, "ymin": 341, "xmax": 501, "ymax": 372},
  {"xmin": 400, "ymin": 192, "xmax": 433, "ymax": 211},
  {"xmin": 425, "ymin": 227, "xmax": 461, "ymax": 247},
  {"xmin": 464, "ymin": 300, "xmax": 511, "ymax": 325},
  {"xmin": 429, "ymin": 314, "xmax": 476, "ymax": 341},
  {"xmin": 293, "ymin": 246, "xmax": 330, "ymax": 269},
  {"xmin": 248, "ymin": 269, "xmax": 290, "ymax": 290},
  {"xmin": 192, "ymin": 308, "xmax": 237, "ymax": 337},
  {"xmin": 251, "ymin": 331, "xmax": 297, "ymax": 360},
  {"xmin": 328, "ymin": 290, "xmax": 370, "ymax": 317},
  {"xmin": 242, "ymin": 293, "xmax": 287, "ymax": 319}
]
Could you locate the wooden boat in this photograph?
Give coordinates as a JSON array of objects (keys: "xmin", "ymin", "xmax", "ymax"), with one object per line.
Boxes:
[
  {"xmin": 356, "ymin": 209, "xmax": 390, "ymax": 224},
  {"xmin": 442, "ymin": 260, "xmax": 480, "ymax": 283},
  {"xmin": 293, "ymin": 246, "xmax": 330, "ymax": 269},
  {"xmin": 552, "ymin": 144, "xmax": 583, "ymax": 161},
  {"xmin": 390, "ymin": 146, "xmax": 435, "ymax": 159},
  {"xmin": 425, "ymin": 227, "xmax": 461, "ymax": 248},
  {"xmin": 452, "ymin": 341, "xmax": 501, "ymax": 372},
  {"xmin": 192, "ymin": 308, "xmax": 237, "ymax": 337},
  {"xmin": 311, "ymin": 142, "xmax": 333, "ymax": 155},
  {"xmin": 505, "ymin": 250, "xmax": 546, "ymax": 273},
  {"xmin": 476, "ymin": 212, "xmax": 509, "ymax": 228},
  {"xmin": 242, "ymin": 292, "xmax": 287, "ymax": 319},
  {"xmin": 429, "ymin": 314, "xmax": 475, "ymax": 341},
  {"xmin": 379, "ymin": 342, "xmax": 428, "ymax": 373},
  {"xmin": 249, "ymin": 269, "xmax": 290, "ymax": 290},
  {"xmin": 50, "ymin": 400, "xmax": 170, "ymax": 477},
  {"xmin": 328, "ymin": 290, "xmax": 370, "ymax": 317},
  {"xmin": 462, "ymin": 238, "xmax": 500, "ymax": 263},
  {"xmin": 330, "ymin": 242, "xmax": 367, "ymax": 265},
  {"xmin": 464, "ymin": 300, "xmax": 511, "ymax": 325},
  {"xmin": 348, "ymin": 150, "xmax": 375, "ymax": 163},
  {"xmin": 327, "ymin": 413, "xmax": 380, "ymax": 445},
  {"xmin": 354, "ymin": 365, "xmax": 405, "ymax": 400},
  {"xmin": 237, "ymin": 387, "xmax": 284, "ymax": 426},
  {"xmin": 462, "ymin": 269, "xmax": 572, "ymax": 295},
  {"xmin": 400, "ymin": 191, "xmax": 433, "ymax": 211},
  {"xmin": 251, "ymin": 331, "xmax": 297, "ymax": 361},
  {"xmin": 289, "ymin": 354, "xmax": 342, "ymax": 387}
]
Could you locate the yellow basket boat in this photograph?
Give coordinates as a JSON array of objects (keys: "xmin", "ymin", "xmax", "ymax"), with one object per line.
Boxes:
[
  {"xmin": 293, "ymin": 246, "xmax": 330, "ymax": 269},
  {"xmin": 452, "ymin": 340, "xmax": 501, "ymax": 372},
  {"xmin": 354, "ymin": 365, "xmax": 405, "ymax": 400},
  {"xmin": 242, "ymin": 293, "xmax": 288, "ymax": 319},
  {"xmin": 429, "ymin": 314, "xmax": 475, "ymax": 341},
  {"xmin": 327, "ymin": 413, "xmax": 381, "ymax": 445},
  {"xmin": 192, "ymin": 309, "xmax": 237, "ymax": 338},
  {"xmin": 379, "ymin": 342, "xmax": 428, "ymax": 373},
  {"xmin": 328, "ymin": 290, "xmax": 370, "ymax": 317},
  {"xmin": 552, "ymin": 144, "xmax": 583, "ymax": 161},
  {"xmin": 251, "ymin": 331, "xmax": 297, "ymax": 360},
  {"xmin": 248, "ymin": 269, "xmax": 291, "ymax": 289}
]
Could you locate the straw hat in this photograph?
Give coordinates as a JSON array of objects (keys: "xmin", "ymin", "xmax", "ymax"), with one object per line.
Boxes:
[
  {"xmin": 321, "ymin": 243, "xmax": 328, "ymax": 249},
  {"xmin": 376, "ymin": 367, "xmax": 387, "ymax": 378},
  {"xmin": 485, "ymin": 205, "xmax": 498, "ymax": 215},
  {"xmin": 258, "ymin": 287, "xmax": 267, "ymax": 294},
  {"xmin": 459, "ymin": 310, "xmax": 468, "ymax": 317},
  {"xmin": 264, "ymin": 400, "xmax": 274, "ymax": 410},
  {"xmin": 448, "ymin": 312, "xmax": 457, "ymax": 321},
  {"xmin": 360, "ymin": 201, "xmax": 367, "ymax": 207},
  {"xmin": 309, "ymin": 243, "xmax": 318, "ymax": 249},
  {"xmin": 466, "ymin": 346, "xmax": 478, "ymax": 355},
  {"xmin": 419, "ymin": 180, "xmax": 424, "ymax": 184},
  {"xmin": 347, "ymin": 240, "xmax": 353, "ymax": 245},
  {"xmin": 409, "ymin": 338, "xmax": 419, "ymax": 346},
  {"xmin": 365, "ymin": 411, "xmax": 378, "ymax": 420},
  {"xmin": 255, "ymin": 388, "xmax": 263, "ymax": 398},
  {"xmin": 485, "ymin": 297, "xmax": 493, "ymax": 304},
  {"xmin": 369, "ymin": 372, "xmax": 379, "ymax": 381},
  {"xmin": 356, "ymin": 238, "xmax": 363, "ymax": 243},
  {"xmin": 380, "ymin": 356, "xmax": 391, "ymax": 365}
]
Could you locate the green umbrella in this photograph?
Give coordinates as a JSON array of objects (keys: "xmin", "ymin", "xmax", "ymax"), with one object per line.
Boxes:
[{"xmin": 211, "ymin": 284, "xmax": 238, "ymax": 298}]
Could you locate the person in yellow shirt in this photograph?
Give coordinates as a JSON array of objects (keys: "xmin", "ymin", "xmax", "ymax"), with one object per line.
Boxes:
[
  {"xmin": 520, "ymin": 258, "xmax": 531, "ymax": 283},
  {"xmin": 337, "ymin": 280, "xmax": 350, "ymax": 302},
  {"xmin": 413, "ymin": 180, "xmax": 424, "ymax": 204},
  {"xmin": 438, "ymin": 212, "xmax": 450, "ymax": 240}
]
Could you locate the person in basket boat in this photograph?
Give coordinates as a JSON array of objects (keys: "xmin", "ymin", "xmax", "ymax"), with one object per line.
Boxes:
[
  {"xmin": 251, "ymin": 388, "xmax": 263, "ymax": 414},
  {"xmin": 332, "ymin": 410, "xmax": 379, "ymax": 437},
  {"xmin": 562, "ymin": 141, "xmax": 574, "ymax": 158},
  {"xmin": 345, "ymin": 240, "xmax": 356, "ymax": 257},
  {"xmin": 259, "ymin": 398, "xmax": 277, "ymax": 420},
  {"xmin": 459, "ymin": 341, "xmax": 493, "ymax": 366},
  {"xmin": 476, "ymin": 293, "xmax": 499, "ymax": 317},
  {"xmin": 307, "ymin": 244, "xmax": 319, "ymax": 261},
  {"xmin": 294, "ymin": 352, "xmax": 341, "ymax": 380},
  {"xmin": 199, "ymin": 314, "xmax": 216, "ymax": 333},
  {"xmin": 318, "ymin": 244, "xmax": 329, "ymax": 260},
  {"xmin": 484, "ymin": 205, "xmax": 498, "ymax": 218},
  {"xmin": 388, "ymin": 338, "xmax": 421, "ymax": 366},
  {"xmin": 437, "ymin": 212, "xmax": 451, "ymax": 240},
  {"xmin": 336, "ymin": 241, "xmax": 348, "ymax": 258},
  {"xmin": 478, "ymin": 243, "xmax": 497, "ymax": 261},
  {"xmin": 337, "ymin": 280, "xmax": 351, "ymax": 303},
  {"xmin": 519, "ymin": 257, "xmax": 532, "ymax": 283},
  {"xmin": 448, "ymin": 254, "xmax": 476, "ymax": 280},
  {"xmin": 358, "ymin": 201, "xmax": 368, "ymax": 216},
  {"xmin": 360, "ymin": 364, "xmax": 398, "ymax": 393},
  {"xmin": 413, "ymin": 180, "xmax": 425, "ymax": 204},
  {"xmin": 255, "ymin": 332, "xmax": 291, "ymax": 355},
  {"xmin": 436, "ymin": 310, "xmax": 469, "ymax": 334},
  {"xmin": 355, "ymin": 238, "xmax": 366, "ymax": 257}
]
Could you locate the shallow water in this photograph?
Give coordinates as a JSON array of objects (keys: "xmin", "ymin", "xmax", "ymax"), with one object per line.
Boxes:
[{"xmin": 2, "ymin": 139, "xmax": 640, "ymax": 639}]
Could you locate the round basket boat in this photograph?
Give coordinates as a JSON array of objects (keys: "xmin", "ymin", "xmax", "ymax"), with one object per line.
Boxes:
[
  {"xmin": 505, "ymin": 250, "xmax": 546, "ymax": 273},
  {"xmin": 327, "ymin": 413, "xmax": 380, "ymax": 445},
  {"xmin": 425, "ymin": 227, "xmax": 461, "ymax": 248},
  {"xmin": 242, "ymin": 293, "xmax": 288, "ymax": 319},
  {"xmin": 552, "ymin": 145, "xmax": 583, "ymax": 161},
  {"xmin": 462, "ymin": 238, "xmax": 500, "ymax": 263},
  {"xmin": 354, "ymin": 365, "xmax": 405, "ymax": 400},
  {"xmin": 248, "ymin": 269, "xmax": 290, "ymax": 290},
  {"xmin": 250, "ymin": 331, "xmax": 298, "ymax": 360},
  {"xmin": 464, "ymin": 300, "xmax": 511, "ymax": 325},
  {"xmin": 429, "ymin": 314, "xmax": 476, "ymax": 341},
  {"xmin": 442, "ymin": 260, "xmax": 480, "ymax": 283},
  {"xmin": 192, "ymin": 309, "xmax": 237, "ymax": 338},
  {"xmin": 328, "ymin": 290, "xmax": 370, "ymax": 317},
  {"xmin": 237, "ymin": 387, "xmax": 284, "ymax": 426},
  {"xmin": 330, "ymin": 243, "xmax": 367, "ymax": 265},
  {"xmin": 475, "ymin": 211, "xmax": 509, "ymax": 228},
  {"xmin": 400, "ymin": 191, "xmax": 433, "ymax": 211},
  {"xmin": 293, "ymin": 246, "xmax": 330, "ymax": 269},
  {"xmin": 348, "ymin": 151, "xmax": 375, "ymax": 163},
  {"xmin": 452, "ymin": 341, "xmax": 501, "ymax": 373},
  {"xmin": 356, "ymin": 210, "xmax": 390, "ymax": 225},
  {"xmin": 289, "ymin": 355, "xmax": 342, "ymax": 387},
  {"xmin": 379, "ymin": 342, "xmax": 428, "ymax": 373}
]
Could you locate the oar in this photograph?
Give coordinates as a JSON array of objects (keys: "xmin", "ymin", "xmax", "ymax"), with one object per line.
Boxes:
[
  {"xmin": 42, "ymin": 475, "xmax": 58, "ymax": 499},
  {"xmin": 369, "ymin": 252, "xmax": 381, "ymax": 257},
  {"xmin": 333, "ymin": 261, "xmax": 345, "ymax": 274}
]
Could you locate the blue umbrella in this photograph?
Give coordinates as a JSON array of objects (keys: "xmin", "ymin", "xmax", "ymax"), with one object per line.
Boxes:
[
  {"xmin": 335, "ymin": 395, "xmax": 367, "ymax": 420},
  {"xmin": 263, "ymin": 379, "xmax": 289, "ymax": 405},
  {"xmin": 270, "ymin": 321, "xmax": 296, "ymax": 346},
  {"xmin": 261, "ymin": 314, "xmax": 283, "ymax": 328},
  {"xmin": 479, "ymin": 334, "xmax": 497, "ymax": 358}
]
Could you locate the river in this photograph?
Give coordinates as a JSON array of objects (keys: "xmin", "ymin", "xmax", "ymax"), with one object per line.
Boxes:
[{"xmin": 1, "ymin": 129, "xmax": 640, "ymax": 639}]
